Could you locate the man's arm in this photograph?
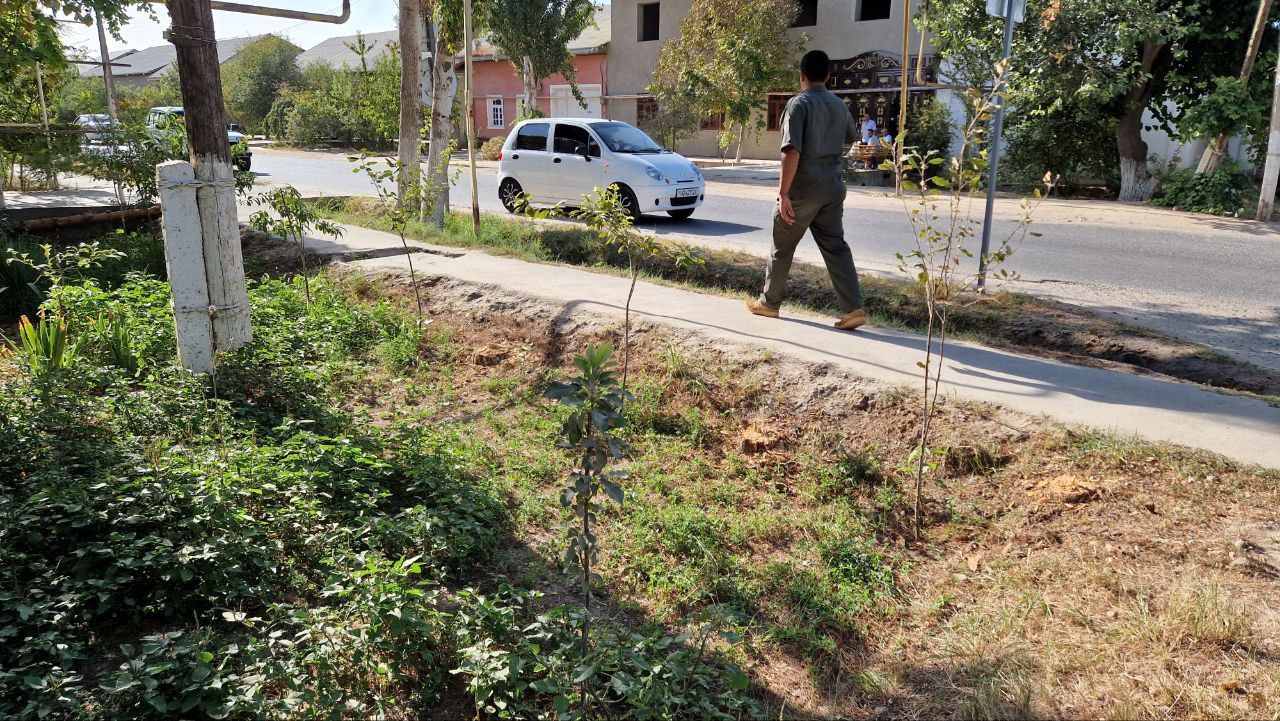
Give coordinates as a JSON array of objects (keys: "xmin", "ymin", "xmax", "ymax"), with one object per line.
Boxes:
[{"xmin": 778, "ymin": 146, "xmax": 800, "ymax": 224}]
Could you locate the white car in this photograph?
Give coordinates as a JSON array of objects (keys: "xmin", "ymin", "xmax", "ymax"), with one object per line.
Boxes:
[
  {"xmin": 75, "ymin": 113, "xmax": 116, "ymax": 143},
  {"xmin": 146, "ymin": 106, "xmax": 253, "ymax": 171},
  {"xmin": 497, "ymin": 118, "xmax": 705, "ymax": 220}
]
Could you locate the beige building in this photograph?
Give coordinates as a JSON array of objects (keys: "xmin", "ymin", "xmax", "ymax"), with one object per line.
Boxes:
[{"xmin": 606, "ymin": 0, "xmax": 939, "ymax": 159}]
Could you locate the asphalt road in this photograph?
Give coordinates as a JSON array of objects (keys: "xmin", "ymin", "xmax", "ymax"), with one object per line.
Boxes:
[{"xmin": 249, "ymin": 147, "xmax": 1280, "ymax": 371}]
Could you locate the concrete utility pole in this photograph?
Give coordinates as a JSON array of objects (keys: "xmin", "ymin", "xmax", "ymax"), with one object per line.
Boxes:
[
  {"xmin": 1197, "ymin": 0, "xmax": 1273, "ymax": 174},
  {"xmin": 463, "ymin": 0, "xmax": 480, "ymax": 236},
  {"xmin": 166, "ymin": 0, "xmax": 252, "ymax": 352},
  {"xmin": 398, "ymin": 0, "xmax": 424, "ymax": 210},
  {"xmin": 896, "ymin": 0, "xmax": 911, "ymax": 196},
  {"xmin": 976, "ymin": 0, "xmax": 1020, "ymax": 291},
  {"xmin": 95, "ymin": 11, "xmax": 119, "ymax": 120},
  {"xmin": 1255, "ymin": 47, "xmax": 1280, "ymax": 220}
]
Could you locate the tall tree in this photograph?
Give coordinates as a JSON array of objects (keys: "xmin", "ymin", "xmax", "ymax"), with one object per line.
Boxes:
[
  {"xmin": 648, "ymin": 0, "xmax": 803, "ymax": 161},
  {"xmin": 926, "ymin": 0, "xmax": 1277, "ymax": 202},
  {"xmin": 422, "ymin": 0, "xmax": 468, "ymax": 227},
  {"xmin": 398, "ymin": 0, "xmax": 425, "ymax": 209},
  {"xmin": 485, "ymin": 0, "xmax": 595, "ymax": 113},
  {"xmin": 220, "ymin": 34, "xmax": 302, "ymax": 131}
]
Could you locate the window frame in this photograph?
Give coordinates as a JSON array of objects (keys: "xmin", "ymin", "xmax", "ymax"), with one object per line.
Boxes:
[
  {"xmin": 638, "ymin": 2, "xmax": 660, "ymax": 42},
  {"xmin": 487, "ymin": 97, "xmax": 505, "ymax": 129},
  {"xmin": 766, "ymin": 95, "xmax": 792, "ymax": 132},
  {"xmin": 857, "ymin": 0, "xmax": 891, "ymax": 21}
]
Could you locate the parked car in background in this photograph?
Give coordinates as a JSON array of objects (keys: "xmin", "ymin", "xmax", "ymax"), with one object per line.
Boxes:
[
  {"xmin": 497, "ymin": 118, "xmax": 705, "ymax": 220},
  {"xmin": 145, "ymin": 106, "xmax": 253, "ymax": 171},
  {"xmin": 74, "ymin": 113, "xmax": 116, "ymax": 143}
]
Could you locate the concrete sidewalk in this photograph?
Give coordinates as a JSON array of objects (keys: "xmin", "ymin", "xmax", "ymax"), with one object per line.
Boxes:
[{"xmin": 280, "ymin": 220, "xmax": 1280, "ymax": 469}]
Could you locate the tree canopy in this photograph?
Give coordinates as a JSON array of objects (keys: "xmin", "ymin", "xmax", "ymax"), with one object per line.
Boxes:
[
  {"xmin": 925, "ymin": 0, "xmax": 1278, "ymax": 201},
  {"xmin": 647, "ymin": 0, "xmax": 803, "ymax": 158},
  {"xmin": 220, "ymin": 34, "xmax": 302, "ymax": 132},
  {"xmin": 485, "ymin": 0, "xmax": 596, "ymax": 111}
]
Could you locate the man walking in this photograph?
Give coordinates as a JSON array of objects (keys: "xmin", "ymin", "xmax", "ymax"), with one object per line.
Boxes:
[{"xmin": 747, "ymin": 49, "xmax": 866, "ymax": 330}]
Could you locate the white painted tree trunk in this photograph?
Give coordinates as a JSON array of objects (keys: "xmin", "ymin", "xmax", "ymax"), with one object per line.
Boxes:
[
  {"xmin": 157, "ymin": 160, "xmax": 215, "ymax": 373},
  {"xmin": 1117, "ymin": 156, "xmax": 1158, "ymax": 203},
  {"xmin": 423, "ymin": 19, "xmax": 455, "ymax": 228},
  {"xmin": 1256, "ymin": 49, "xmax": 1280, "ymax": 221}
]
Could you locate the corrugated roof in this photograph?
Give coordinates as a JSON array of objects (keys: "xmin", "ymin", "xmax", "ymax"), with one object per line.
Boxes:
[
  {"xmin": 296, "ymin": 29, "xmax": 400, "ymax": 70},
  {"xmin": 78, "ymin": 35, "xmax": 272, "ymax": 79},
  {"xmin": 473, "ymin": 5, "xmax": 610, "ymax": 60}
]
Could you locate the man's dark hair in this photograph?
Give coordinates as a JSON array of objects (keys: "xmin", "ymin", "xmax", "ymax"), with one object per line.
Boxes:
[{"xmin": 799, "ymin": 50, "xmax": 831, "ymax": 82}]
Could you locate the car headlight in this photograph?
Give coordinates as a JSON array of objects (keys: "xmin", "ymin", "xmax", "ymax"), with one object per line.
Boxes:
[
  {"xmin": 690, "ymin": 163, "xmax": 703, "ymax": 181},
  {"xmin": 645, "ymin": 166, "xmax": 664, "ymax": 181}
]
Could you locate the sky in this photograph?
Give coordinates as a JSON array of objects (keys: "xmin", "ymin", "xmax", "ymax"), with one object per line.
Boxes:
[{"xmin": 59, "ymin": 0, "xmax": 398, "ymax": 58}]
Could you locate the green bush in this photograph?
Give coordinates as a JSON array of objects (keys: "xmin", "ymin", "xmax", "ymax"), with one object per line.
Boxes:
[{"xmin": 1151, "ymin": 163, "xmax": 1253, "ymax": 216}]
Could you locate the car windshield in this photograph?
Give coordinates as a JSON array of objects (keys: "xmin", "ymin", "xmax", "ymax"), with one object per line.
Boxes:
[{"xmin": 593, "ymin": 122, "xmax": 667, "ymax": 154}]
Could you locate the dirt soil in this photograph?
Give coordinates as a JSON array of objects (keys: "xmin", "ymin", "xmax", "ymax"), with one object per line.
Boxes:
[
  {"xmin": 318, "ymin": 253, "xmax": 1280, "ymax": 720},
  {"xmin": 223, "ymin": 228, "xmax": 1280, "ymax": 719}
]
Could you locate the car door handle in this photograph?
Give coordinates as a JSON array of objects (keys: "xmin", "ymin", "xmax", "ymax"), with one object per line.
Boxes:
[
  {"xmin": 511, "ymin": 153, "xmax": 519, "ymax": 159},
  {"xmin": 553, "ymin": 157, "xmax": 562, "ymax": 163}
]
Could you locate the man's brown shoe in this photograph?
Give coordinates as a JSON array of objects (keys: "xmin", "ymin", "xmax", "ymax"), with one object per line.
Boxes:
[
  {"xmin": 745, "ymin": 299, "xmax": 779, "ymax": 318},
  {"xmin": 835, "ymin": 308, "xmax": 867, "ymax": 330}
]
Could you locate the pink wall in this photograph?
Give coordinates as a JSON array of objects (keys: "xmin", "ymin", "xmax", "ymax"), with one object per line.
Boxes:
[{"xmin": 470, "ymin": 53, "xmax": 608, "ymax": 139}]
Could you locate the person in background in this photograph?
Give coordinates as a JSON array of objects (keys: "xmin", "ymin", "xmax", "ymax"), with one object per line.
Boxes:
[
  {"xmin": 878, "ymin": 127, "xmax": 894, "ymax": 146},
  {"xmin": 746, "ymin": 49, "xmax": 867, "ymax": 331},
  {"xmin": 860, "ymin": 111, "xmax": 878, "ymax": 143}
]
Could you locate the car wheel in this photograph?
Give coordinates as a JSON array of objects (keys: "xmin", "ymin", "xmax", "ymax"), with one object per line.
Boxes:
[
  {"xmin": 611, "ymin": 184, "xmax": 642, "ymax": 222},
  {"xmin": 667, "ymin": 209, "xmax": 695, "ymax": 220},
  {"xmin": 499, "ymin": 177, "xmax": 524, "ymax": 213}
]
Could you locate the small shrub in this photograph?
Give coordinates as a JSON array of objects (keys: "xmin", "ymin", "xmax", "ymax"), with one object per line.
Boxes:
[
  {"xmin": 480, "ymin": 135, "xmax": 506, "ymax": 161},
  {"xmin": 1151, "ymin": 164, "xmax": 1252, "ymax": 215}
]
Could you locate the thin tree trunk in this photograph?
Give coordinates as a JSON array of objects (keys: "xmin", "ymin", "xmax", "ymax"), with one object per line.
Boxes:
[
  {"xmin": 622, "ymin": 256, "xmax": 637, "ymax": 391},
  {"xmin": 398, "ymin": 0, "xmax": 424, "ymax": 211},
  {"xmin": 424, "ymin": 17, "xmax": 454, "ymax": 227},
  {"xmin": 1115, "ymin": 40, "xmax": 1163, "ymax": 203},
  {"xmin": 522, "ymin": 56, "xmax": 538, "ymax": 113},
  {"xmin": 733, "ymin": 123, "xmax": 745, "ymax": 164},
  {"xmin": 1197, "ymin": 0, "xmax": 1273, "ymax": 174}
]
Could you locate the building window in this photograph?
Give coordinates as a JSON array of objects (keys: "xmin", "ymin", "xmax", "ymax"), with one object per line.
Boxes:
[
  {"xmin": 638, "ymin": 2, "xmax": 660, "ymax": 41},
  {"xmin": 791, "ymin": 0, "xmax": 817, "ymax": 27},
  {"xmin": 700, "ymin": 112, "xmax": 725, "ymax": 131},
  {"xmin": 637, "ymin": 97, "xmax": 658, "ymax": 126},
  {"xmin": 858, "ymin": 0, "xmax": 891, "ymax": 21},
  {"xmin": 766, "ymin": 95, "xmax": 792, "ymax": 131},
  {"xmin": 488, "ymin": 97, "xmax": 504, "ymax": 129}
]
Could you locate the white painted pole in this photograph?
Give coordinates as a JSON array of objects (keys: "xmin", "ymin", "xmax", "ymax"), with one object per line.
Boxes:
[
  {"xmin": 1256, "ymin": 48, "xmax": 1280, "ymax": 221},
  {"xmin": 157, "ymin": 160, "xmax": 216, "ymax": 373}
]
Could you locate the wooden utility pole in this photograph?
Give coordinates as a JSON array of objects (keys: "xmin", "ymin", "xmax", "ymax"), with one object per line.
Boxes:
[
  {"xmin": 1255, "ymin": 48, "xmax": 1280, "ymax": 220},
  {"xmin": 166, "ymin": 0, "xmax": 252, "ymax": 351},
  {"xmin": 463, "ymin": 0, "xmax": 480, "ymax": 236},
  {"xmin": 1197, "ymin": 0, "xmax": 1273, "ymax": 174},
  {"xmin": 95, "ymin": 11, "xmax": 119, "ymax": 119},
  {"xmin": 398, "ymin": 0, "xmax": 424, "ymax": 210}
]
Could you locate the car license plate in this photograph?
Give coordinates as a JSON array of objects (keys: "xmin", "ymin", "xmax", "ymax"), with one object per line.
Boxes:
[{"xmin": 675, "ymin": 188, "xmax": 699, "ymax": 198}]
